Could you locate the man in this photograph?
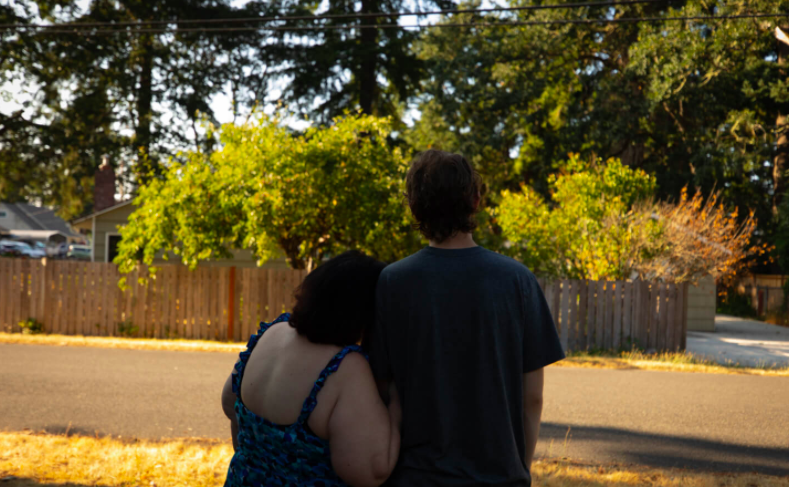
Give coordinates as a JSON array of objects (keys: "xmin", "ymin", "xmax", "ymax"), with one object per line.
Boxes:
[{"xmin": 369, "ymin": 149, "xmax": 565, "ymax": 486}]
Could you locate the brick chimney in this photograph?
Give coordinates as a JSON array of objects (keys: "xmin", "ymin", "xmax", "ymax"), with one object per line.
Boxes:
[{"xmin": 94, "ymin": 156, "xmax": 117, "ymax": 212}]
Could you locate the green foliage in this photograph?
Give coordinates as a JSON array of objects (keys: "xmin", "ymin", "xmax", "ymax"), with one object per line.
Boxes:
[
  {"xmin": 497, "ymin": 156, "xmax": 661, "ymax": 280},
  {"xmin": 412, "ymin": 0, "xmax": 789, "ymax": 274},
  {"xmin": 18, "ymin": 318, "xmax": 44, "ymax": 335},
  {"xmin": 716, "ymin": 290, "xmax": 758, "ymax": 319},
  {"xmin": 115, "ymin": 113, "xmax": 421, "ymax": 274},
  {"xmin": 116, "ymin": 321, "xmax": 139, "ymax": 338}
]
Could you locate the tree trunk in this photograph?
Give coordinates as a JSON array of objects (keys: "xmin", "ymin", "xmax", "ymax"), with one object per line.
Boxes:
[
  {"xmin": 774, "ymin": 35, "xmax": 789, "ymax": 214},
  {"xmin": 135, "ymin": 32, "xmax": 156, "ymax": 185},
  {"xmin": 358, "ymin": 0, "xmax": 378, "ymax": 115}
]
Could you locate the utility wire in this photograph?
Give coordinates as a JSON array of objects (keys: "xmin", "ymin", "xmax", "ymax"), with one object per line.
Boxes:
[
  {"xmin": 0, "ymin": 0, "xmax": 674, "ymax": 30},
  {"xmin": 7, "ymin": 12, "xmax": 789, "ymax": 35}
]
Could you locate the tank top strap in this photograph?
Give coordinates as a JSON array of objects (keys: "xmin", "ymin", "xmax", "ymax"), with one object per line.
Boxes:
[
  {"xmin": 231, "ymin": 312, "xmax": 291, "ymax": 397},
  {"xmin": 296, "ymin": 344, "xmax": 366, "ymax": 425}
]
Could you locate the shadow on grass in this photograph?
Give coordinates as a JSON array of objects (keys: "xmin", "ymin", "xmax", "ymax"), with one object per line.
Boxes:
[{"xmin": 540, "ymin": 422, "xmax": 789, "ymax": 477}]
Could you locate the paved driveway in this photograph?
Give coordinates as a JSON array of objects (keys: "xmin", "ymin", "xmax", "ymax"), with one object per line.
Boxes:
[{"xmin": 687, "ymin": 315, "xmax": 789, "ymax": 367}]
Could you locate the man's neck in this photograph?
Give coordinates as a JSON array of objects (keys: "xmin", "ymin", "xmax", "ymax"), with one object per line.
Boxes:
[{"xmin": 429, "ymin": 233, "xmax": 478, "ymax": 250}]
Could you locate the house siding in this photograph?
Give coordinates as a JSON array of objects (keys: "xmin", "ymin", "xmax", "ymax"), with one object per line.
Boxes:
[{"xmin": 686, "ymin": 275, "xmax": 716, "ymax": 332}]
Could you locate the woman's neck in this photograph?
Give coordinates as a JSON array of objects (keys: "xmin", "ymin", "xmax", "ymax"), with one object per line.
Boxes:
[{"xmin": 429, "ymin": 232, "xmax": 477, "ymax": 250}]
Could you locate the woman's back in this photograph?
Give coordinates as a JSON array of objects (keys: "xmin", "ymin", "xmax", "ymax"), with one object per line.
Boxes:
[{"xmin": 225, "ymin": 313, "xmax": 366, "ymax": 487}]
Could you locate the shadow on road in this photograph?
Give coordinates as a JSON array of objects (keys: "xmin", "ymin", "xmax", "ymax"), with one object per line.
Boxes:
[
  {"xmin": 541, "ymin": 422, "xmax": 789, "ymax": 477},
  {"xmin": 0, "ymin": 479, "xmax": 87, "ymax": 487}
]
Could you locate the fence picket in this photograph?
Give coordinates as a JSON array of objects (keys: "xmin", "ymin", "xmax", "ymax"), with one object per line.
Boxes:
[
  {"xmin": 577, "ymin": 280, "xmax": 587, "ymax": 350},
  {"xmin": 613, "ymin": 281, "xmax": 623, "ymax": 350},
  {"xmin": 658, "ymin": 283, "xmax": 668, "ymax": 351},
  {"xmin": 559, "ymin": 280, "xmax": 570, "ymax": 351},
  {"xmin": 666, "ymin": 283, "xmax": 677, "ymax": 351},
  {"xmin": 570, "ymin": 280, "xmax": 581, "ymax": 351},
  {"xmin": 622, "ymin": 281, "xmax": 633, "ymax": 350}
]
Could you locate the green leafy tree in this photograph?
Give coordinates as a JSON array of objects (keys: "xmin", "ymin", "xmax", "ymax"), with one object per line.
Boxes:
[
  {"xmin": 251, "ymin": 0, "xmax": 454, "ymax": 120},
  {"xmin": 412, "ymin": 0, "xmax": 789, "ymax": 273},
  {"xmin": 114, "ymin": 113, "xmax": 420, "ymax": 276},
  {"xmin": 497, "ymin": 156, "xmax": 660, "ymax": 280}
]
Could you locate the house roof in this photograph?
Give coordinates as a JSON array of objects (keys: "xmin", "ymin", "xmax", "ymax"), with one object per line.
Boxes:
[
  {"xmin": 71, "ymin": 199, "xmax": 134, "ymax": 225},
  {"xmin": 4, "ymin": 203, "xmax": 79, "ymax": 236}
]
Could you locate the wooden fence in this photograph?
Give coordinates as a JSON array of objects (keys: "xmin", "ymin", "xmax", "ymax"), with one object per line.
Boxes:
[
  {"xmin": 0, "ymin": 259, "xmax": 306, "ymax": 342},
  {"xmin": 0, "ymin": 259, "xmax": 687, "ymax": 351}
]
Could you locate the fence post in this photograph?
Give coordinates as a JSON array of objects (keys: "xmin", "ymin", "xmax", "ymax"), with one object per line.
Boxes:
[{"xmin": 228, "ymin": 266, "xmax": 236, "ymax": 341}]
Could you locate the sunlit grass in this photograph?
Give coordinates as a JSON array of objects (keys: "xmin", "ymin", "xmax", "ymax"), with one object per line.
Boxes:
[
  {"xmin": 558, "ymin": 350, "xmax": 789, "ymax": 377},
  {"xmin": 1, "ymin": 432, "xmax": 787, "ymax": 487},
  {"xmin": 0, "ymin": 432, "xmax": 232, "ymax": 487},
  {"xmin": 0, "ymin": 332, "xmax": 244, "ymax": 353}
]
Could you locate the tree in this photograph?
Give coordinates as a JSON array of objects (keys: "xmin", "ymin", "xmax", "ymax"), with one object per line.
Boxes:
[
  {"xmin": 114, "ymin": 113, "xmax": 420, "ymax": 276},
  {"xmin": 252, "ymin": 0, "xmax": 455, "ymax": 120},
  {"xmin": 497, "ymin": 156, "xmax": 659, "ymax": 280},
  {"xmin": 641, "ymin": 188, "xmax": 767, "ymax": 286},
  {"xmin": 498, "ymin": 156, "xmax": 765, "ymax": 284},
  {"xmin": 1, "ymin": 0, "xmax": 271, "ymax": 218},
  {"xmin": 411, "ymin": 0, "xmax": 789, "ymax": 272}
]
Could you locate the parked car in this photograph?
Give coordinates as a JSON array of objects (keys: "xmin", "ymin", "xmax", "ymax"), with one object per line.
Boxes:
[
  {"xmin": 0, "ymin": 240, "xmax": 46, "ymax": 258},
  {"xmin": 0, "ymin": 239, "xmax": 22, "ymax": 257},
  {"xmin": 67, "ymin": 244, "xmax": 91, "ymax": 261},
  {"xmin": 48, "ymin": 242, "xmax": 69, "ymax": 259}
]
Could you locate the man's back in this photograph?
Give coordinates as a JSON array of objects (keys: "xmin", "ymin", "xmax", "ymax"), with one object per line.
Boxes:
[{"xmin": 369, "ymin": 246, "xmax": 565, "ymax": 486}]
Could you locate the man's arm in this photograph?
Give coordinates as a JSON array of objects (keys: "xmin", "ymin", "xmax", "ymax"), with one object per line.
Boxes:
[{"xmin": 522, "ymin": 368, "xmax": 545, "ymax": 470}]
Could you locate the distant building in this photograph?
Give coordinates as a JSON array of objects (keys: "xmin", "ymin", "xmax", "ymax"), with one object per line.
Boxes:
[{"xmin": 0, "ymin": 201, "xmax": 81, "ymax": 246}]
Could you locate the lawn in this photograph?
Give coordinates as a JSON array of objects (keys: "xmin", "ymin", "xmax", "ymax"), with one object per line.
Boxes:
[{"xmin": 1, "ymin": 431, "xmax": 787, "ymax": 487}]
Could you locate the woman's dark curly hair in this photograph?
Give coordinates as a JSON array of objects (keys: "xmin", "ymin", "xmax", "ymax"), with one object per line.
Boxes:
[
  {"xmin": 289, "ymin": 250, "xmax": 385, "ymax": 347},
  {"xmin": 405, "ymin": 149, "xmax": 482, "ymax": 243}
]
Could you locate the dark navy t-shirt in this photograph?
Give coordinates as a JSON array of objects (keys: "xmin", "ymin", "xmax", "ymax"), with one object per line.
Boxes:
[{"xmin": 368, "ymin": 246, "xmax": 565, "ymax": 486}]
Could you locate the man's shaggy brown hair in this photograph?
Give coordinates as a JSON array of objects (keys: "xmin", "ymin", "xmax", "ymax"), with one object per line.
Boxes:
[{"xmin": 405, "ymin": 149, "xmax": 482, "ymax": 243}]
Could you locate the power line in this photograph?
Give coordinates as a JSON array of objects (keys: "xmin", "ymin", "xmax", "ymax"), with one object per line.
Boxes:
[
  {"xmin": 0, "ymin": 0, "xmax": 671, "ymax": 31},
  {"xmin": 6, "ymin": 12, "xmax": 789, "ymax": 36}
]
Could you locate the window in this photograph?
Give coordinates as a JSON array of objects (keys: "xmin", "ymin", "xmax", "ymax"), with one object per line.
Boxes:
[
  {"xmin": 107, "ymin": 235, "xmax": 122, "ymax": 263},
  {"xmin": 0, "ymin": 211, "xmax": 6, "ymax": 218}
]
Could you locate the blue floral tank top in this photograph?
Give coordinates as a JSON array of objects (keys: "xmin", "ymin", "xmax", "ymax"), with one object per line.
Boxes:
[{"xmin": 224, "ymin": 313, "xmax": 363, "ymax": 487}]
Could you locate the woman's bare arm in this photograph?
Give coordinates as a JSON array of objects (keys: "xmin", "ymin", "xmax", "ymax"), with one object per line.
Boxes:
[
  {"xmin": 328, "ymin": 353, "xmax": 401, "ymax": 487},
  {"xmin": 221, "ymin": 374, "xmax": 240, "ymax": 451}
]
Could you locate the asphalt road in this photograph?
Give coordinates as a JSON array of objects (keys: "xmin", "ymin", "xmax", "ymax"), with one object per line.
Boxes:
[{"xmin": 2, "ymin": 344, "xmax": 788, "ymax": 476}]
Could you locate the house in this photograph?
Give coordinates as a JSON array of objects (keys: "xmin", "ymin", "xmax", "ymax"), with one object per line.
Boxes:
[
  {"xmin": 0, "ymin": 201, "xmax": 82, "ymax": 246},
  {"xmin": 71, "ymin": 161, "xmax": 288, "ymax": 269}
]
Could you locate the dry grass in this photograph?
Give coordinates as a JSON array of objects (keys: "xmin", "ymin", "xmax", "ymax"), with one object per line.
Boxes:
[
  {"xmin": 556, "ymin": 351, "xmax": 789, "ymax": 377},
  {"xmin": 0, "ymin": 432, "xmax": 232, "ymax": 487},
  {"xmin": 1, "ymin": 432, "xmax": 787, "ymax": 487},
  {"xmin": 0, "ymin": 332, "xmax": 244, "ymax": 354}
]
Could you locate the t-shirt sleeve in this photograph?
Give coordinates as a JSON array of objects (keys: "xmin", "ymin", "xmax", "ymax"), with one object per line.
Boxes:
[
  {"xmin": 367, "ymin": 272, "xmax": 393, "ymax": 382},
  {"xmin": 522, "ymin": 271, "xmax": 565, "ymax": 373}
]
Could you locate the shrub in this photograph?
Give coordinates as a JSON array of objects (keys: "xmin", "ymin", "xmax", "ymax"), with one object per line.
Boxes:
[
  {"xmin": 18, "ymin": 318, "xmax": 44, "ymax": 335},
  {"xmin": 117, "ymin": 321, "xmax": 139, "ymax": 337}
]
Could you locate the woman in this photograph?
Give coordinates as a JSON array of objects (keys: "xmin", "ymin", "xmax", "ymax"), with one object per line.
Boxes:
[{"xmin": 221, "ymin": 250, "xmax": 401, "ymax": 487}]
